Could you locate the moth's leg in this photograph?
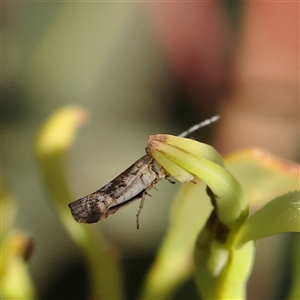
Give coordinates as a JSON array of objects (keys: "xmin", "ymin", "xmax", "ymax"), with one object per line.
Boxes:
[
  {"xmin": 165, "ymin": 175, "xmax": 176, "ymax": 184},
  {"xmin": 136, "ymin": 192, "xmax": 147, "ymax": 229},
  {"xmin": 166, "ymin": 174, "xmax": 196, "ymax": 184}
]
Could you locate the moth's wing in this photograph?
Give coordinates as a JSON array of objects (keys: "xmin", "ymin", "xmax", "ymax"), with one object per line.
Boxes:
[
  {"xmin": 68, "ymin": 192, "xmax": 115, "ymax": 223},
  {"xmin": 68, "ymin": 155, "xmax": 154, "ymax": 223}
]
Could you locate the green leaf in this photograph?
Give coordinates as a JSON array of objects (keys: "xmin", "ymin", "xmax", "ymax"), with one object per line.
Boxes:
[
  {"xmin": 287, "ymin": 235, "xmax": 300, "ymax": 300},
  {"xmin": 194, "ymin": 237, "xmax": 255, "ymax": 299},
  {"xmin": 142, "ymin": 144, "xmax": 299, "ymax": 299},
  {"xmin": 1, "ymin": 232, "xmax": 36, "ymax": 299},
  {"xmin": 144, "ymin": 135, "xmax": 250, "ymax": 299},
  {"xmin": 147, "ymin": 135, "xmax": 248, "ymax": 228},
  {"xmin": 0, "ymin": 181, "xmax": 17, "ymax": 239},
  {"xmin": 140, "ymin": 178, "xmax": 211, "ymax": 299},
  {"xmin": 226, "ymin": 148, "xmax": 299, "ymax": 210},
  {"xmin": 0, "ymin": 183, "xmax": 36, "ymax": 299},
  {"xmin": 237, "ymin": 191, "xmax": 300, "ymax": 245},
  {"xmin": 35, "ymin": 106, "xmax": 122, "ymax": 300}
]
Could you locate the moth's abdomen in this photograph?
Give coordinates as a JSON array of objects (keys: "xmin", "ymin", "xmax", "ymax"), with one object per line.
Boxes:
[{"xmin": 68, "ymin": 193, "xmax": 113, "ymax": 223}]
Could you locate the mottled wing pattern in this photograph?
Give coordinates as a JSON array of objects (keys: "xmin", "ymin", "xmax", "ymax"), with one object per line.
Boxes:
[{"xmin": 68, "ymin": 155, "xmax": 161, "ymax": 223}]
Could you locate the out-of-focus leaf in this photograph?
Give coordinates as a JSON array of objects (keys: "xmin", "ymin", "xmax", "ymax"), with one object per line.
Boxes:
[
  {"xmin": 1, "ymin": 232, "xmax": 36, "ymax": 299},
  {"xmin": 0, "ymin": 183, "xmax": 36, "ymax": 299},
  {"xmin": 287, "ymin": 235, "xmax": 300, "ymax": 300},
  {"xmin": 1, "ymin": 181, "xmax": 17, "ymax": 238},
  {"xmin": 140, "ymin": 178, "xmax": 211, "ymax": 299},
  {"xmin": 225, "ymin": 148, "xmax": 299, "ymax": 212},
  {"xmin": 35, "ymin": 106, "xmax": 122, "ymax": 300},
  {"xmin": 237, "ymin": 191, "xmax": 300, "ymax": 245}
]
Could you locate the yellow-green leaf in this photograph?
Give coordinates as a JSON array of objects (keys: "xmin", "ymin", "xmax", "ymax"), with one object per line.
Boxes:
[
  {"xmin": 237, "ymin": 191, "xmax": 300, "ymax": 245},
  {"xmin": 35, "ymin": 106, "xmax": 122, "ymax": 300}
]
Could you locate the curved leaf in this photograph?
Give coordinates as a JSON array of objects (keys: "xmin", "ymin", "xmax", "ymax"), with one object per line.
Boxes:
[
  {"xmin": 146, "ymin": 134, "xmax": 251, "ymax": 299},
  {"xmin": 237, "ymin": 191, "xmax": 300, "ymax": 245},
  {"xmin": 147, "ymin": 135, "xmax": 248, "ymax": 228},
  {"xmin": 35, "ymin": 106, "xmax": 122, "ymax": 300},
  {"xmin": 1, "ymin": 232, "xmax": 36, "ymax": 299},
  {"xmin": 141, "ymin": 145, "xmax": 299, "ymax": 299}
]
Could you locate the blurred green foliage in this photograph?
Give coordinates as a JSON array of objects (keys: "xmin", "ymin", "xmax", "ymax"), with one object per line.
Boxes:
[{"xmin": 1, "ymin": 183, "xmax": 36, "ymax": 299}]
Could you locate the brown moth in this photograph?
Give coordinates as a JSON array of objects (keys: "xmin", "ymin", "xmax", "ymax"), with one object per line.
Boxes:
[{"xmin": 68, "ymin": 116, "xmax": 219, "ymax": 228}]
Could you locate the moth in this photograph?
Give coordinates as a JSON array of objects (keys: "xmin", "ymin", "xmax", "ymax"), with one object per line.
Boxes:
[{"xmin": 68, "ymin": 116, "xmax": 219, "ymax": 228}]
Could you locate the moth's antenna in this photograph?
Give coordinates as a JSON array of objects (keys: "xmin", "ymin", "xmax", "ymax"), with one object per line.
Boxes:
[{"xmin": 178, "ymin": 115, "xmax": 220, "ymax": 138}]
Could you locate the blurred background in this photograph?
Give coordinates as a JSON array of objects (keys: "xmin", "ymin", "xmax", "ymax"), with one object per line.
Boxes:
[{"xmin": 2, "ymin": 1, "xmax": 298, "ymax": 299}]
